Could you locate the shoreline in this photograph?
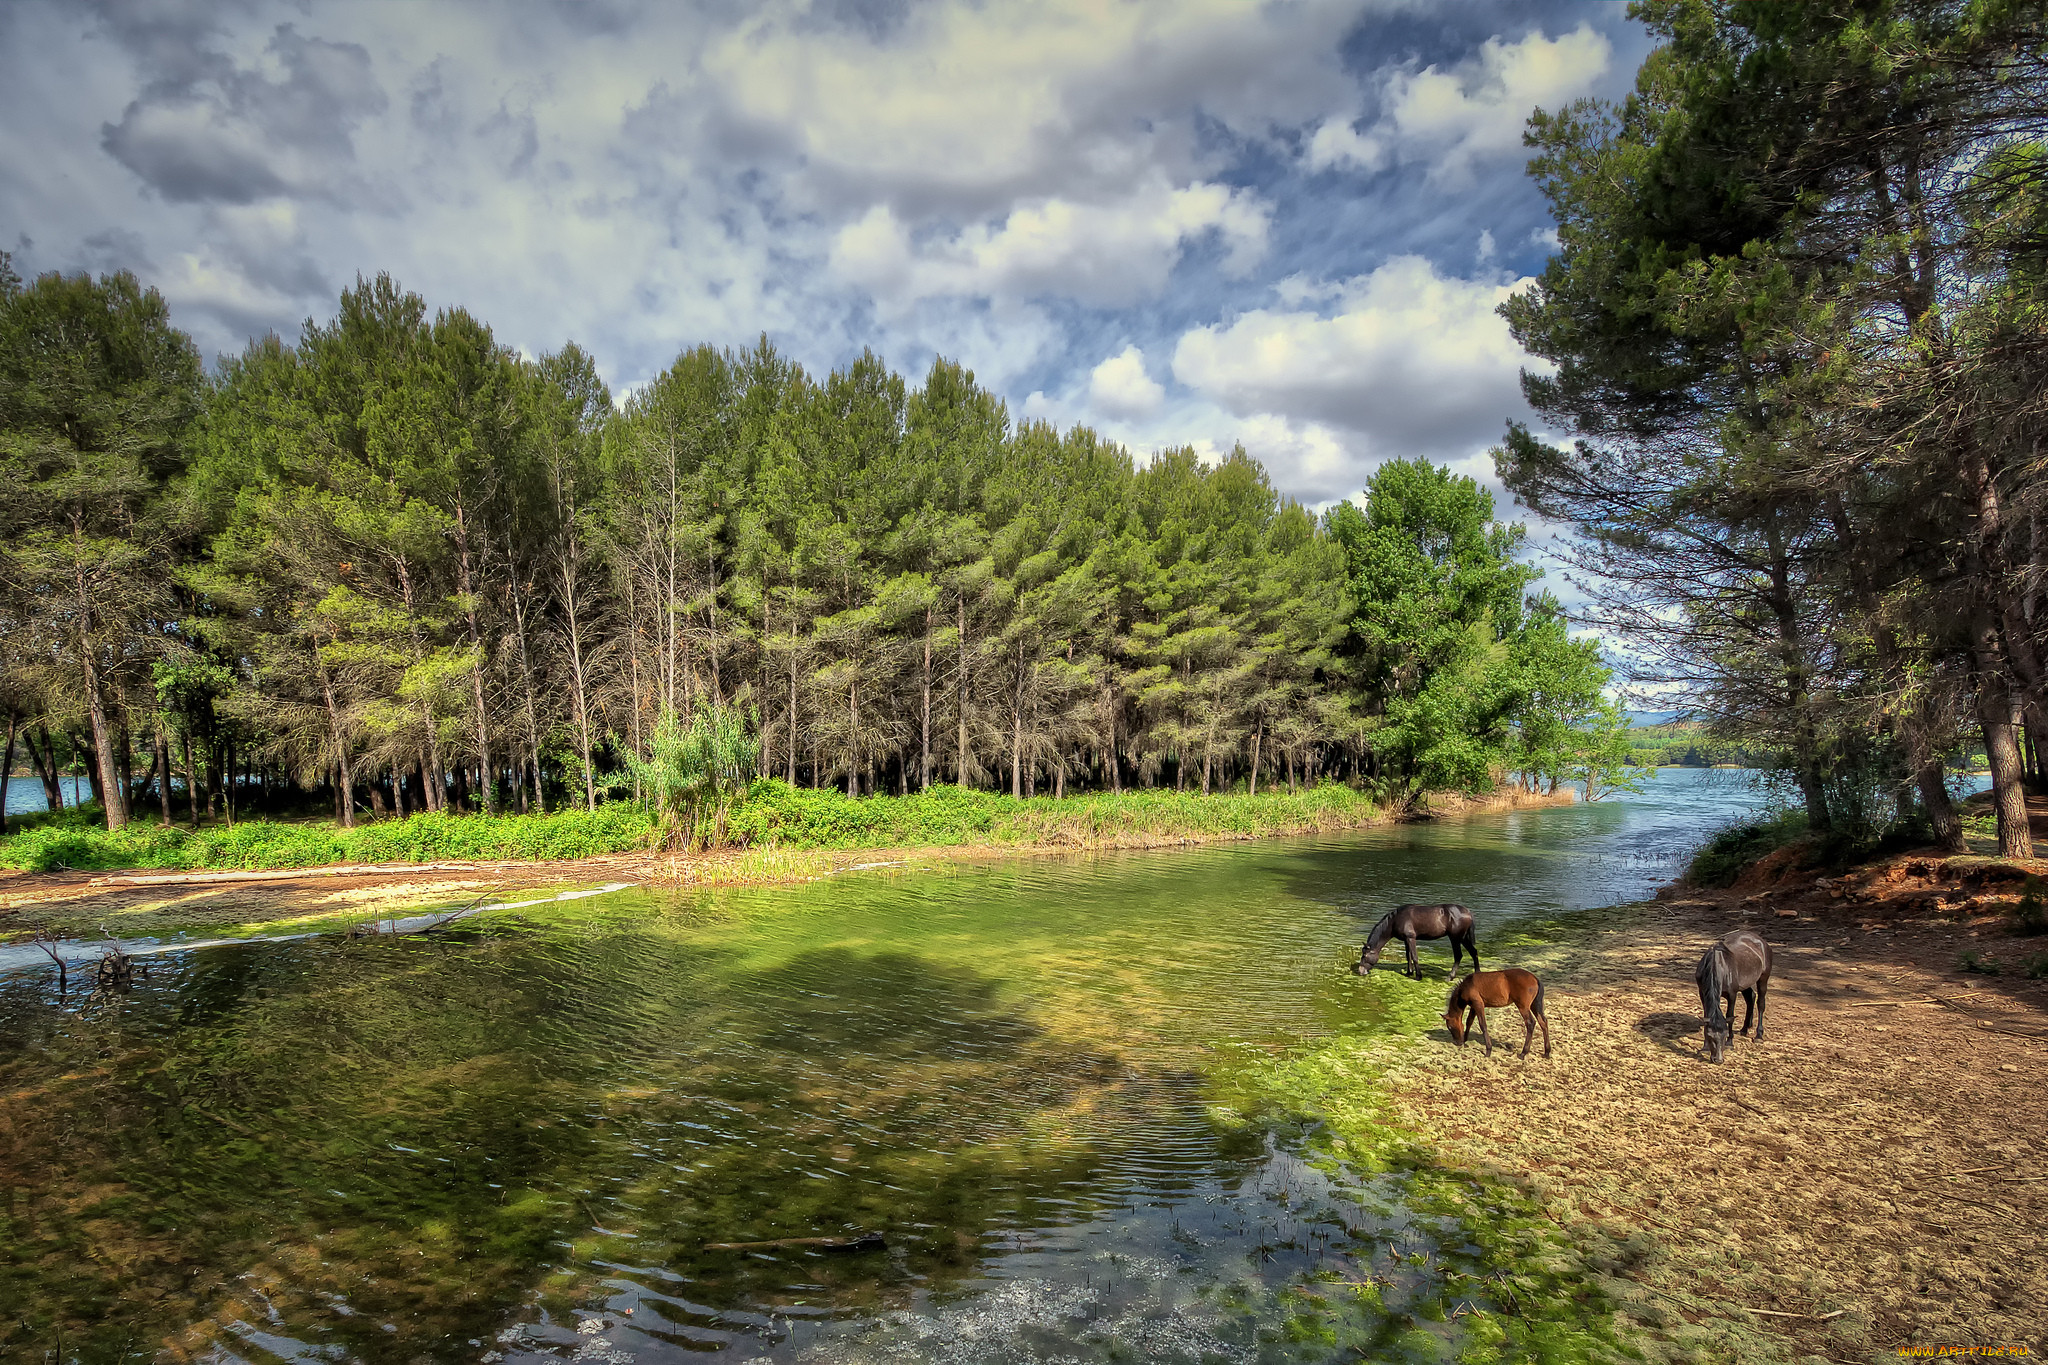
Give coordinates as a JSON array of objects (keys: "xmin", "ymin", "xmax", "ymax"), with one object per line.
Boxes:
[
  {"xmin": 0, "ymin": 784, "xmax": 1579, "ymax": 936},
  {"xmin": 1361, "ymin": 860, "xmax": 2047, "ymax": 1359}
]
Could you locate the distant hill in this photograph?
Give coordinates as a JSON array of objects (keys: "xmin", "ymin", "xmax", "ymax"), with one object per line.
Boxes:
[{"xmin": 1626, "ymin": 709, "xmax": 1691, "ymax": 729}]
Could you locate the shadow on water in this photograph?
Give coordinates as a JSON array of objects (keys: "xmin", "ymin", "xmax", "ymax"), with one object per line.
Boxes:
[
  {"xmin": 0, "ymin": 927, "xmax": 1234, "ymax": 1363},
  {"xmin": 0, "ymin": 771, "xmax": 1763, "ymax": 1364}
]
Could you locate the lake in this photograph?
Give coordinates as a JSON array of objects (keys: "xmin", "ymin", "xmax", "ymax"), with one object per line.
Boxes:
[{"xmin": 0, "ymin": 769, "xmax": 1764, "ymax": 1364}]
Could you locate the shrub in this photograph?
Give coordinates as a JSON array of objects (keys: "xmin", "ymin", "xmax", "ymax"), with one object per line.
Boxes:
[
  {"xmin": 627, "ymin": 702, "xmax": 759, "ymax": 849},
  {"xmin": 1957, "ymin": 947, "xmax": 2001, "ymax": 975},
  {"xmin": 2014, "ymin": 882, "xmax": 2047, "ymax": 935},
  {"xmin": 1685, "ymin": 811, "xmax": 1809, "ymax": 888}
]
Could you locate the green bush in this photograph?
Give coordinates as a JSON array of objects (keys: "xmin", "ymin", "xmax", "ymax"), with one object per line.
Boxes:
[
  {"xmin": 0, "ymin": 780, "xmax": 1386, "ymax": 874},
  {"xmin": 1685, "ymin": 811, "xmax": 1809, "ymax": 888},
  {"xmin": 0, "ymin": 805, "xmax": 660, "ymax": 873},
  {"xmin": 2014, "ymin": 882, "xmax": 2047, "ymax": 935}
]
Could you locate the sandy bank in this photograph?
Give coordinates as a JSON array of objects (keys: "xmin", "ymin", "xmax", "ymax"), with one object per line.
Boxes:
[
  {"xmin": 1377, "ymin": 864, "xmax": 2047, "ymax": 1359},
  {"xmin": 0, "ymin": 785, "xmax": 1579, "ymax": 936}
]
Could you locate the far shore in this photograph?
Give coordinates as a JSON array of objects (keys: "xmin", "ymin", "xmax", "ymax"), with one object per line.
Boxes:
[{"xmin": 0, "ymin": 783, "xmax": 1580, "ymax": 936}]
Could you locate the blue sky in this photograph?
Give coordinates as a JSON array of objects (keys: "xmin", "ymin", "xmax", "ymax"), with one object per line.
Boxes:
[{"xmin": 0, "ymin": 0, "xmax": 1652, "ymax": 513}]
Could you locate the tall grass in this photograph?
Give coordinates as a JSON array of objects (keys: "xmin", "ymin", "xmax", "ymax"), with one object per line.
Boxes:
[{"xmin": 0, "ymin": 778, "xmax": 1385, "ymax": 874}]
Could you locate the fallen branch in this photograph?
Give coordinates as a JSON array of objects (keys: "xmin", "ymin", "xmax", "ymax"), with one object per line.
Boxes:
[
  {"xmin": 87, "ymin": 861, "xmax": 523, "ymax": 888},
  {"xmin": 1748, "ymin": 1307, "xmax": 1847, "ymax": 1322},
  {"xmin": 703, "ymin": 1232, "xmax": 886, "ymax": 1253}
]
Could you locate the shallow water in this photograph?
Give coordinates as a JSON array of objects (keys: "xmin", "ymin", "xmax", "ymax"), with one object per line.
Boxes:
[{"xmin": 0, "ymin": 770, "xmax": 1760, "ymax": 1364}]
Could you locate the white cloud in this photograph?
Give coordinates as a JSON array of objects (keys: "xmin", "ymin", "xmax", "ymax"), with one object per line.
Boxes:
[
  {"xmin": 1309, "ymin": 25, "xmax": 1611, "ymax": 181},
  {"xmin": 829, "ymin": 178, "xmax": 1268, "ymax": 310},
  {"xmin": 1087, "ymin": 345, "xmax": 1165, "ymax": 420},
  {"xmin": 1171, "ymin": 255, "xmax": 1540, "ymax": 459}
]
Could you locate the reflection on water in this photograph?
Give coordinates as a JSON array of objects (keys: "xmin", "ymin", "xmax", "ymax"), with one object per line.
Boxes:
[{"xmin": 0, "ymin": 770, "xmax": 1756, "ymax": 1363}]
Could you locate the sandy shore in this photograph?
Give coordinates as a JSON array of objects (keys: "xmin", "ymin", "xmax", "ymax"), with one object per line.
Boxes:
[
  {"xmin": 1378, "ymin": 854, "xmax": 2048, "ymax": 1359},
  {"xmin": 0, "ymin": 784, "xmax": 1577, "ymax": 935}
]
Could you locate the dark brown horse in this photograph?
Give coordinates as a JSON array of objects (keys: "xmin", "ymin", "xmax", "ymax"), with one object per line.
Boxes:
[
  {"xmin": 1354, "ymin": 903, "xmax": 1478, "ymax": 979},
  {"xmin": 1443, "ymin": 968, "xmax": 1550, "ymax": 1058},
  {"xmin": 1696, "ymin": 928, "xmax": 1771, "ymax": 1063}
]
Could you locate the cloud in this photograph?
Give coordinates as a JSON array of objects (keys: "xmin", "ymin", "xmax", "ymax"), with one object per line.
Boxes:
[
  {"xmin": 1171, "ymin": 255, "xmax": 1538, "ymax": 460},
  {"xmin": 829, "ymin": 177, "xmax": 1268, "ymax": 309},
  {"xmin": 1087, "ymin": 345, "xmax": 1165, "ymax": 420},
  {"xmin": 1308, "ymin": 25, "xmax": 1610, "ymax": 181},
  {"xmin": 100, "ymin": 23, "xmax": 388, "ymax": 205},
  {"xmin": 702, "ymin": 0, "xmax": 1367, "ymax": 219}
]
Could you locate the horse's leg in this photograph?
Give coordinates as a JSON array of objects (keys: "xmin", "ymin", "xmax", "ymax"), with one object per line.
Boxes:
[
  {"xmin": 1518, "ymin": 1005, "xmax": 1535, "ymax": 1058},
  {"xmin": 1739, "ymin": 987, "xmax": 1756, "ymax": 1036},
  {"xmin": 1452, "ymin": 935, "xmax": 1465, "ymax": 969},
  {"xmin": 1753, "ymin": 977, "xmax": 1767, "ymax": 1041},
  {"xmin": 1537, "ymin": 1003, "xmax": 1551, "ymax": 1058},
  {"xmin": 1404, "ymin": 932, "xmax": 1420, "ymax": 978},
  {"xmin": 1477, "ymin": 1005, "xmax": 1493, "ymax": 1058},
  {"xmin": 1467, "ymin": 932, "xmax": 1479, "ymax": 973}
]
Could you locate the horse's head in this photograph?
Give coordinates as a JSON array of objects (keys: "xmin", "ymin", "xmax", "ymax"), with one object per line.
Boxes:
[
  {"xmin": 1354, "ymin": 944, "xmax": 1382, "ymax": 975},
  {"xmin": 1702, "ymin": 1016, "xmax": 1732, "ymax": 1063},
  {"xmin": 1443, "ymin": 1007, "xmax": 1467, "ymax": 1043}
]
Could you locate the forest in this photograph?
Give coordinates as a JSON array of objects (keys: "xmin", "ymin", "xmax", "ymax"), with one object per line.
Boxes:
[
  {"xmin": 1500, "ymin": 0, "xmax": 2048, "ymax": 859},
  {"xmin": 0, "ymin": 263, "xmax": 1627, "ymax": 840}
]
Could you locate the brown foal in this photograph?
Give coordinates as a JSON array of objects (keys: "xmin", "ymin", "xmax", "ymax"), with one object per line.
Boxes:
[{"xmin": 1442, "ymin": 967, "xmax": 1550, "ymax": 1058}]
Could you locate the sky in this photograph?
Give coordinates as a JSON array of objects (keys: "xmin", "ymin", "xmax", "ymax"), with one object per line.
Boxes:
[{"xmin": 0, "ymin": 0, "xmax": 1653, "ymax": 519}]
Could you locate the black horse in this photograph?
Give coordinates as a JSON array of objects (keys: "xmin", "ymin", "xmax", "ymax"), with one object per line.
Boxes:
[
  {"xmin": 1354, "ymin": 903, "xmax": 1479, "ymax": 979},
  {"xmin": 1696, "ymin": 928, "xmax": 1772, "ymax": 1063}
]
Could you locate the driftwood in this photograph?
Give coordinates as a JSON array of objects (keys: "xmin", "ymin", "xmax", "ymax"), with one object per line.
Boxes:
[
  {"xmin": 703, "ymin": 1232, "xmax": 886, "ymax": 1253},
  {"xmin": 87, "ymin": 861, "xmax": 529, "ymax": 888}
]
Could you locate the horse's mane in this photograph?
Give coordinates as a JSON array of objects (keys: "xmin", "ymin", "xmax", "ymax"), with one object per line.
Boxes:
[
  {"xmin": 1364, "ymin": 913, "xmax": 1395, "ymax": 951},
  {"xmin": 1443, "ymin": 977, "xmax": 1465, "ymax": 1015},
  {"xmin": 1697, "ymin": 942, "xmax": 1732, "ymax": 1030}
]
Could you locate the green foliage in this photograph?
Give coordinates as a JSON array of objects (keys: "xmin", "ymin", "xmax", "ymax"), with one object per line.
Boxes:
[
  {"xmin": 0, "ymin": 782, "xmax": 1385, "ymax": 873},
  {"xmin": 0, "ymin": 806, "xmax": 659, "ymax": 873},
  {"xmin": 1685, "ymin": 811, "xmax": 1808, "ymax": 888},
  {"xmin": 628, "ymin": 701, "xmax": 760, "ymax": 849},
  {"xmin": 1327, "ymin": 460, "xmax": 1627, "ymax": 797},
  {"xmin": 2014, "ymin": 882, "xmax": 2047, "ymax": 936},
  {"xmin": 1956, "ymin": 948, "xmax": 2001, "ymax": 976},
  {"xmin": 727, "ymin": 778, "xmax": 1382, "ymax": 850}
]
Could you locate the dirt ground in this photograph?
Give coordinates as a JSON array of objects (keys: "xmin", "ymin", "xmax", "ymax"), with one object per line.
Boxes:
[{"xmin": 1381, "ymin": 852, "xmax": 2048, "ymax": 1361}]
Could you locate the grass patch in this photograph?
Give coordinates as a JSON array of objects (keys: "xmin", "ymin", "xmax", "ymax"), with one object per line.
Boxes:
[
  {"xmin": 1, "ymin": 779, "xmax": 1387, "ymax": 874},
  {"xmin": 0, "ymin": 805, "xmax": 660, "ymax": 873},
  {"xmin": 1957, "ymin": 947, "xmax": 2002, "ymax": 975},
  {"xmin": 727, "ymin": 779, "xmax": 1383, "ymax": 850},
  {"xmin": 1684, "ymin": 811, "xmax": 1809, "ymax": 888}
]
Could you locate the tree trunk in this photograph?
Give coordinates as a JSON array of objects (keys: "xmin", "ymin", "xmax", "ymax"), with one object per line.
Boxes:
[
  {"xmin": 318, "ymin": 655, "xmax": 356, "ymax": 828},
  {"xmin": 921, "ymin": 605, "xmax": 933, "ymax": 791},
  {"xmin": 1249, "ymin": 715, "xmax": 1262, "ymax": 797},
  {"xmin": 1010, "ymin": 644, "xmax": 1024, "ymax": 799},
  {"xmin": 957, "ymin": 593, "xmax": 971, "ymax": 788},
  {"xmin": 0, "ymin": 712, "xmax": 15, "ymax": 837},
  {"xmin": 25, "ymin": 726, "xmax": 63, "ymax": 810},
  {"xmin": 1973, "ymin": 612, "xmax": 2035, "ymax": 859},
  {"xmin": 154, "ymin": 725, "xmax": 174, "ymax": 826},
  {"xmin": 81, "ymin": 663, "xmax": 127, "ymax": 830}
]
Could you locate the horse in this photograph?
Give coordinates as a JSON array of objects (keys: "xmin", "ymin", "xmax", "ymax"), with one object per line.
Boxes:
[
  {"xmin": 1695, "ymin": 928, "xmax": 1772, "ymax": 1064},
  {"xmin": 1354, "ymin": 903, "xmax": 1479, "ymax": 979},
  {"xmin": 1443, "ymin": 968, "xmax": 1550, "ymax": 1058}
]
